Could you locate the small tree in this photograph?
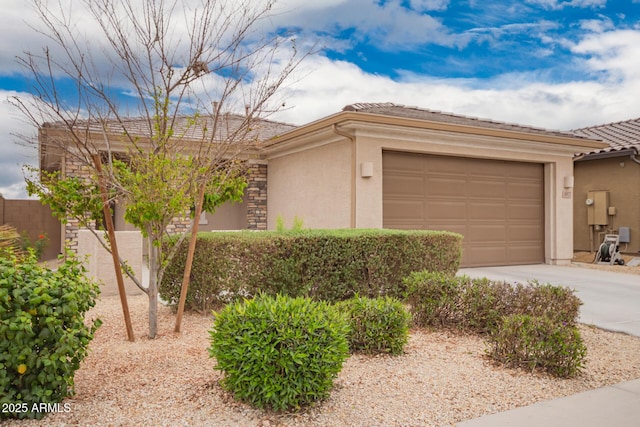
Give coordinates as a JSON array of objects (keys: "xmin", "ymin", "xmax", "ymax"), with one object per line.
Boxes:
[{"xmin": 14, "ymin": 0, "xmax": 309, "ymax": 339}]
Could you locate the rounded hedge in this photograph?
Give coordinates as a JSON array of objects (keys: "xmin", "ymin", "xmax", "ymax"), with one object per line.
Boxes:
[
  {"xmin": 208, "ymin": 294, "xmax": 350, "ymax": 411},
  {"xmin": 486, "ymin": 314, "xmax": 586, "ymax": 378},
  {"xmin": 0, "ymin": 251, "xmax": 101, "ymax": 420},
  {"xmin": 337, "ymin": 295, "xmax": 411, "ymax": 355}
]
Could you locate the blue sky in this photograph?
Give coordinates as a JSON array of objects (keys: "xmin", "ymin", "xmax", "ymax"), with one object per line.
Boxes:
[{"xmin": 1, "ymin": 0, "xmax": 640, "ymax": 198}]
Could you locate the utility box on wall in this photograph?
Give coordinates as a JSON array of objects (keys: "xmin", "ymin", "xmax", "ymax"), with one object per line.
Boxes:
[
  {"xmin": 619, "ymin": 227, "xmax": 630, "ymax": 243},
  {"xmin": 587, "ymin": 190, "xmax": 609, "ymax": 226}
]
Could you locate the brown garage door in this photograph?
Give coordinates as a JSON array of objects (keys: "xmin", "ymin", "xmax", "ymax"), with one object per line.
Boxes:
[{"xmin": 383, "ymin": 151, "xmax": 544, "ymax": 267}]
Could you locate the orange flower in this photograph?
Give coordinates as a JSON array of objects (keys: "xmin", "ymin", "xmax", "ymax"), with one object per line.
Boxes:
[
  {"xmin": 17, "ymin": 364, "xmax": 27, "ymax": 375},
  {"xmin": 39, "ymin": 234, "xmax": 45, "ymax": 239}
]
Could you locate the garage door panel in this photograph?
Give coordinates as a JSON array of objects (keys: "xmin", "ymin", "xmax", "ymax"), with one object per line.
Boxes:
[
  {"xmin": 468, "ymin": 161, "xmax": 508, "ymax": 178},
  {"xmin": 465, "ymin": 246, "xmax": 508, "ymax": 267},
  {"xmin": 468, "ymin": 202, "xmax": 507, "ymax": 220},
  {"xmin": 427, "ymin": 201, "xmax": 467, "ymax": 220},
  {"xmin": 383, "ymin": 175, "xmax": 424, "ymax": 195},
  {"xmin": 508, "ymin": 182, "xmax": 543, "ymax": 199},
  {"xmin": 383, "ymin": 151, "xmax": 544, "ymax": 267},
  {"xmin": 383, "ymin": 152, "xmax": 424, "ymax": 171},
  {"xmin": 469, "ymin": 181, "xmax": 506, "ymax": 198},
  {"xmin": 509, "ymin": 203, "xmax": 543, "ymax": 220},
  {"xmin": 507, "ymin": 225, "xmax": 544, "ymax": 242},
  {"xmin": 383, "ymin": 200, "xmax": 423, "ymax": 220},
  {"xmin": 426, "ymin": 178, "xmax": 468, "ymax": 196},
  {"xmin": 426, "ymin": 156, "xmax": 469, "ymax": 173},
  {"xmin": 508, "ymin": 163, "xmax": 542, "ymax": 179},
  {"xmin": 467, "ymin": 225, "xmax": 507, "ymax": 242}
]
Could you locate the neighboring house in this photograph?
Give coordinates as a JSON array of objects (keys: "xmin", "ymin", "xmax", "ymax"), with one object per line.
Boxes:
[
  {"xmin": 39, "ymin": 102, "xmax": 605, "ymax": 269},
  {"xmin": 572, "ymin": 118, "xmax": 640, "ymax": 254}
]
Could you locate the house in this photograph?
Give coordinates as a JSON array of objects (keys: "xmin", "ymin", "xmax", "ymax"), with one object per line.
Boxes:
[
  {"xmin": 39, "ymin": 102, "xmax": 605, "ymax": 269},
  {"xmin": 264, "ymin": 103, "xmax": 605, "ymax": 267},
  {"xmin": 572, "ymin": 118, "xmax": 640, "ymax": 254}
]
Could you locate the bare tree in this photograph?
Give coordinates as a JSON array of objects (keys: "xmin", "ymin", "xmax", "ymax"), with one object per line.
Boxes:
[{"xmin": 12, "ymin": 0, "xmax": 309, "ymax": 339}]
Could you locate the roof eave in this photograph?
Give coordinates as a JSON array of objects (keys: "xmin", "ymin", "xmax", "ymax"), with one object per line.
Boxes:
[
  {"xmin": 264, "ymin": 111, "xmax": 608, "ymax": 153},
  {"xmin": 575, "ymin": 147, "xmax": 639, "ymax": 162}
]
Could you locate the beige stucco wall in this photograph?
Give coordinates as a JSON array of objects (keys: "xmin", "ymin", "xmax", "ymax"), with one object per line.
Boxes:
[
  {"xmin": 574, "ymin": 156, "xmax": 640, "ymax": 253},
  {"xmin": 199, "ymin": 196, "xmax": 248, "ymax": 231},
  {"xmin": 114, "ymin": 197, "xmax": 248, "ymax": 232},
  {"xmin": 267, "ymin": 138, "xmax": 352, "ymax": 229},
  {"xmin": 77, "ymin": 230, "xmax": 144, "ymax": 296}
]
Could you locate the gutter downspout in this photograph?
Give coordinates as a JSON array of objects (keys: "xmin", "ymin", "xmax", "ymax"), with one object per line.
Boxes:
[
  {"xmin": 631, "ymin": 148, "xmax": 640, "ymax": 165},
  {"xmin": 331, "ymin": 124, "xmax": 357, "ymax": 228}
]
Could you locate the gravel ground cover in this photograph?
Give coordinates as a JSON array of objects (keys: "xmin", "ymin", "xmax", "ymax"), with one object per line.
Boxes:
[{"xmin": 5, "ymin": 284, "xmax": 640, "ymax": 427}]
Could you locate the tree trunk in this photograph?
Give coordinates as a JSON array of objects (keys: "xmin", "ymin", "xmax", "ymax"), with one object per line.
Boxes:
[{"xmin": 148, "ymin": 239, "xmax": 160, "ymax": 339}]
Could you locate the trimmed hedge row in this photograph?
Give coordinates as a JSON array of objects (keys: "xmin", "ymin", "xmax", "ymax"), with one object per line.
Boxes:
[
  {"xmin": 160, "ymin": 229, "xmax": 462, "ymax": 311},
  {"xmin": 404, "ymin": 272, "xmax": 582, "ymax": 333}
]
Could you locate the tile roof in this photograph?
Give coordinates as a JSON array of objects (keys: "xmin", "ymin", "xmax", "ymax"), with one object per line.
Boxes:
[
  {"xmin": 43, "ymin": 114, "xmax": 297, "ymax": 144},
  {"xmin": 342, "ymin": 102, "xmax": 594, "ymax": 141},
  {"xmin": 572, "ymin": 118, "xmax": 640, "ymax": 155}
]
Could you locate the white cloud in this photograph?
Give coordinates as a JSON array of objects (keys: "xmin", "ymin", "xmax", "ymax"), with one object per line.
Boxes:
[
  {"xmin": 573, "ymin": 29, "xmax": 640, "ymax": 81},
  {"xmin": 0, "ymin": 91, "xmax": 38, "ymax": 199},
  {"xmin": 268, "ymin": 0, "xmax": 456, "ymax": 51},
  {"xmin": 409, "ymin": 0, "xmax": 450, "ymax": 12},
  {"xmin": 526, "ymin": 0, "xmax": 606, "ymax": 10},
  {"xmin": 3, "ymin": 0, "xmax": 640, "ymax": 199},
  {"xmin": 579, "ymin": 17, "xmax": 615, "ymax": 33},
  {"xmin": 273, "ymin": 29, "xmax": 640, "ymax": 130}
]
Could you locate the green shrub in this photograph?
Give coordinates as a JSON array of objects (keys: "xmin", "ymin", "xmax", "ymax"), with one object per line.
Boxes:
[
  {"xmin": 209, "ymin": 294, "xmax": 350, "ymax": 412},
  {"xmin": 0, "ymin": 251, "xmax": 101, "ymax": 420},
  {"xmin": 17, "ymin": 232, "xmax": 49, "ymax": 261},
  {"xmin": 337, "ymin": 295, "xmax": 411, "ymax": 355},
  {"xmin": 508, "ymin": 281, "xmax": 582, "ymax": 327},
  {"xmin": 403, "ymin": 270, "xmax": 461, "ymax": 328},
  {"xmin": 161, "ymin": 229, "xmax": 462, "ymax": 311},
  {"xmin": 404, "ymin": 271, "xmax": 581, "ymax": 333},
  {"xmin": 457, "ymin": 277, "xmax": 510, "ymax": 333},
  {"xmin": 486, "ymin": 314, "xmax": 586, "ymax": 378}
]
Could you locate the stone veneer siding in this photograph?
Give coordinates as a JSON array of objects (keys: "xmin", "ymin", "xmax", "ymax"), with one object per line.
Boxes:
[
  {"xmin": 246, "ymin": 161, "xmax": 267, "ymax": 230},
  {"xmin": 64, "ymin": 156, "xmax": 94, "ymax": 253}
]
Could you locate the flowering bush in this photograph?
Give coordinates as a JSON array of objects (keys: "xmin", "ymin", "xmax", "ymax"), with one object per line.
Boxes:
[{"xmin": 17, "ymin": 232, "xmax": 49, "ymax": 260}]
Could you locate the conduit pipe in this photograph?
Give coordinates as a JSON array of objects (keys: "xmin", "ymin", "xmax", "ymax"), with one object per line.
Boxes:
[{"xmin": 331, "ymin": 124, "xmax": 357, "ymax": 228}]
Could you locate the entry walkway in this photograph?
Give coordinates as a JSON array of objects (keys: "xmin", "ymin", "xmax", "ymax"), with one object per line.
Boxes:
[{"xmin": 452, "ymin": 264, "xmax": 640, "ymax": 427}]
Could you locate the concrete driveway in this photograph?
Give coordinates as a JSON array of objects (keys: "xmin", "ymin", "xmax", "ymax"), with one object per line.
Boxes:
[{"xmin": 457, "ymin": 264, "xmax": 640, "ymax": 337}]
